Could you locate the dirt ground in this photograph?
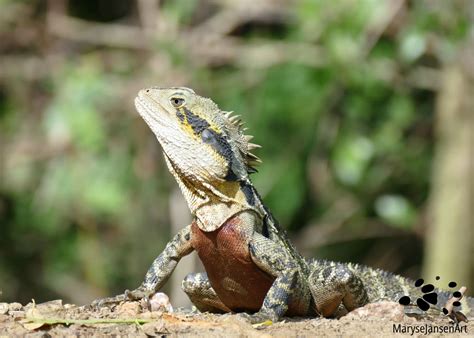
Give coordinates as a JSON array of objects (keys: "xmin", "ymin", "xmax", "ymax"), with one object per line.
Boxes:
[{"xmin": 0, "ymin": 300, "xmax": 471, "ymax": 337}]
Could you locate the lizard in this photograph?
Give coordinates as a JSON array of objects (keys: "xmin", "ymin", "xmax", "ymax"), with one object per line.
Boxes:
[{"xmin": 93, "ymin": 86, "xmax": 473, "ymax": 323}]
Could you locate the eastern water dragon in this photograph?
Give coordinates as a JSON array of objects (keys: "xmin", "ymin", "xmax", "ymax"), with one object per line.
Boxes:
[{"xmin": 93, "ymin": 87, "xmax": 472, "ymax": 323}]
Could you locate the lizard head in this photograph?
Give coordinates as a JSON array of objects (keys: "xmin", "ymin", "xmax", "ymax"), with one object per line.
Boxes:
[{"xmin": 135, "ymin": 87, "xmax": 261, "ymax": 186}]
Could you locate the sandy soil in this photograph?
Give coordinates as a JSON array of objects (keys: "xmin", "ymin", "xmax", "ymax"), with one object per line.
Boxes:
[{"xmin": 0, "ymin": 300, "xmax": 471, "ymax": 337}]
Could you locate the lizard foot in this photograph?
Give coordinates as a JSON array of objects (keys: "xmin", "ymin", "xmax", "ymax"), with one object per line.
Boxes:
[
  {"xmin": 91, "ymin": 287, "xmax": 153, "ymax": 308},
  {"xmin": 237, "ymin": 311, "xmax": 278, "ymax": 325}
]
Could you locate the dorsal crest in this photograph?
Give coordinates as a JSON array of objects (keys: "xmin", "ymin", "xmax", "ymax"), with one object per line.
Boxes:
[{"xmin": 221, "ymin": 110, "xmax": 262, "ymax": 174}]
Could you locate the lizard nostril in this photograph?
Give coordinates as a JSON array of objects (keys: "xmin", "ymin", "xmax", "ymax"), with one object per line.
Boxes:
[{"xmin": 146, "ymin": 89, "xmax": 150, "ymax": 93}]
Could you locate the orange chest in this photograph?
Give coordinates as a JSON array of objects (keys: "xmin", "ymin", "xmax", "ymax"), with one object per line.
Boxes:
[{"xmin": 191, "ymin": 216, "xmax": 274, "ymax": 312}]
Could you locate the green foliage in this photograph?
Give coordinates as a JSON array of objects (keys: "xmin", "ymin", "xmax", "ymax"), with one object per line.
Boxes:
[
  {"xmin": 0, "ymin": 0, "xmax": 471, "ymax": 304},
  {"xmin": 162, "ymin": 0, "xmax": 199, "ymax": 26},
  {"xmin": 374, "ymin": 194, "xmax": 416, "ymax": 229}
]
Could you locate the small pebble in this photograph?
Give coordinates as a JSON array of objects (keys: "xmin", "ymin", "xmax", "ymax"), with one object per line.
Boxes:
[
  {"xmin": 8, "ymin": 303, "xmax": 22, "ymax": 311},
  {"xmin": 149, "ymin": 292, "xmax": 173, "ymax": 313},
  {"xmin": 117, "ymin": 301, "xmax": 140, "ymax": 316},
  {"xmin": 0, "ymin": 303, "xmax": 8, "ymax": 315},
  {"xmin": 342, "ymin": 301, "xmax": 405, "ymax": 322},
  {"xmin": 36, "ymin": 299, "xmax": 63, "ymax": 312},
  {"xmin": 9, "ymin": 310, "xmax": 25, "ymax": 318}
]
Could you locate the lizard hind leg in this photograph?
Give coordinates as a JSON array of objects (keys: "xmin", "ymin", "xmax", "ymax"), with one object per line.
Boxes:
[
  {"xmin": 308, "ymin": 261, "xmax": 370, "ymax": 317},
  {"xmin": 182, "ymin": 272, "xmax": 231, "ymax": 313}
]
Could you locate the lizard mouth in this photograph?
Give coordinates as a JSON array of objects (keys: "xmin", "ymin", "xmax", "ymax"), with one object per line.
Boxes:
[
  {"xmin": 134, "ymin": 92, "xmax": 196, "ymax": 164},
  {"xmin": 134, "ymin": 94, "xmax": 174, "ymax": 130}
]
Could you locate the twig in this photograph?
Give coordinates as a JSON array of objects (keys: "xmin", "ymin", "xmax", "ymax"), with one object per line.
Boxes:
[
  {"xmin": 185, "ymin": 36, "xmax": 326, "ymax": 68},
  {"xmin": 137, "ymin": 0, "xmax": 160, "ymax": 33},
  {"xmin": 46, "ymin": 12, "xmax": 150, "ymax": 49},
  {"xmin": 362, "ymin": 0, "xmax": 405, "ymax": 58},
  {"xmin": 405, "ymin": 66, "xmax": 441, "ymax": 91},
  {"xmin": 191, "ymin": 4, "xmax": 289, "ymax": 38},
  {"xmin": 443, "ymin": 286, "xmax": 468, "ymax": 323},
  {"xmin": 25, "ymin": 317, "xmax": 153, "ymax": 326}
]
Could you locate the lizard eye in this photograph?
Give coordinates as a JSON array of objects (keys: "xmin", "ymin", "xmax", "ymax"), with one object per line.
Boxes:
[
  {"xmin": 201, "ymin": 129, "xmax": 216, "ymax": 144},
  {"xmin": 170, "ymin": 97, "xmax": 185, "ymax": 108}
]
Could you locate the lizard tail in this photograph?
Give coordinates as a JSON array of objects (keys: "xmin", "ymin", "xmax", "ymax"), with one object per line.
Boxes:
[
  {"xmin": 462, "ymin": 294, "xmax": 474, "ymax": 317},
  {"xmin": 346, "ymin": 263, "xmax": 473, "ymax": 317}
]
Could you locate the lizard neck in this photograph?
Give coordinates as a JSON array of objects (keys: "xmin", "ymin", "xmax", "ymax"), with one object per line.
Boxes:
[
  {"xmin": 164, "ymin": 154, "xmax": 262, "ymax": 231},
  {"xmin": 166, "ymin": 152, "xmax": 309, "ymax": 273}
]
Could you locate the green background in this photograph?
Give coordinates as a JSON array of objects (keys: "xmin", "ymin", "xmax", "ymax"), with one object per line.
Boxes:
[{"xmin": 0, "ymin": 0, "xmax": 472, "ymax": 305}]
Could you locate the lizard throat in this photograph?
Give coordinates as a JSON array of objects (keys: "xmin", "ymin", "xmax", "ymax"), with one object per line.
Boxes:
[{"xmin": 163, "ymin": 153, "xmax": 261, "ymax": 232}]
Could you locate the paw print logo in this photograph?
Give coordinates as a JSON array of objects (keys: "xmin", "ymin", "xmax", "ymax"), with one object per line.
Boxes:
[
  {"xmin": 398, "ymin": 276, "xmax": 461, "ymax": 314},
  {"xmin": 398, "ymin": 278, "xmax": 438, "ymax": 311}
]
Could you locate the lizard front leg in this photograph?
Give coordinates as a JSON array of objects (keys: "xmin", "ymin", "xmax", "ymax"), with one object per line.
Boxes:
[
  {"xmin": 93, "ymin": 224, "xmax": 194, "ymax": 307},
  {"xmin": 245, "ymin": 233, "xmax": 300, "ymax": 323}
]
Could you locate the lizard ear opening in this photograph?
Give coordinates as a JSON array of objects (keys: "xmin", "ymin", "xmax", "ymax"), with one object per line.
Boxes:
[{"xmin": 201, "ymin": 129, "xmax": 216, "ymax": 144}]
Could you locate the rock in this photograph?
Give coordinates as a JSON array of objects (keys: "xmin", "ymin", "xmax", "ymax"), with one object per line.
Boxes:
[
  {"xmin": 9, "ymin": 310, "xmax": 25, "ymax": 318},
  {"xmin": 36, "ymin": 299, "xmax": 63, "ymax": 313},
  {"xmin": 0, "ymin": 303, "xmax": 8, "ymax": 315},
  {"xmin": 149, "ymin": 292, "xmax": 174, "ymax": 313},
  {"xmin": 341, "ymin": 301, "xmax": 406, "ymax": 322},
  {"xmin": 141, "ymin": 321, "xmax": 167, "ymax": 336},
  {"xmin": 8, "ymin": 302, "xmax": 23, "ymax": 311},
  {"xmin": 117, "ymin": 301, "xmax": 141, "ymax": 317}
]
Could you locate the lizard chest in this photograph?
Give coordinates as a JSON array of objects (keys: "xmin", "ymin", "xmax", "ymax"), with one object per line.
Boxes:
[{"xmin": 191, "ymin": 215, "xmax": 275, "ymax": 312}]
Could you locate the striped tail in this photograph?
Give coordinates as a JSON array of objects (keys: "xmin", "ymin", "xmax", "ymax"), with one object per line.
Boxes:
[{"xmin": 346, "ymin": 262, "xmax": 474, "ymax": 318}]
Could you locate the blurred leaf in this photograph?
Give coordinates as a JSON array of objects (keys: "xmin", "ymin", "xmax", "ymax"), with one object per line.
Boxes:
[
  {"xmin": 333, "ymin": 135, "xmax": 374, "ymax": 186},
  {"xmin": 44, "ymin": 59, "xmax": 109, "ymax": 152},
  {"xmin": 399, "ymin": 32, "xmax": 426, "ymax": 63},
  {"xmin": 374, "ymin": 94, "xmax": 415, "ymax": 152},
  {"xmin": 374, "ymin": 194, "xmax": 416, "ymax": 228},
  {"xmin": 255, "ymin": 157, "xmax": 305, "ymax": 226},
  {"xmin": 327, "ymin": 32, "xmax": 361, "ymax": 64},
  {"xmin": 162, "ymin": 0, "xmax": 199, "ymax": 25}
]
